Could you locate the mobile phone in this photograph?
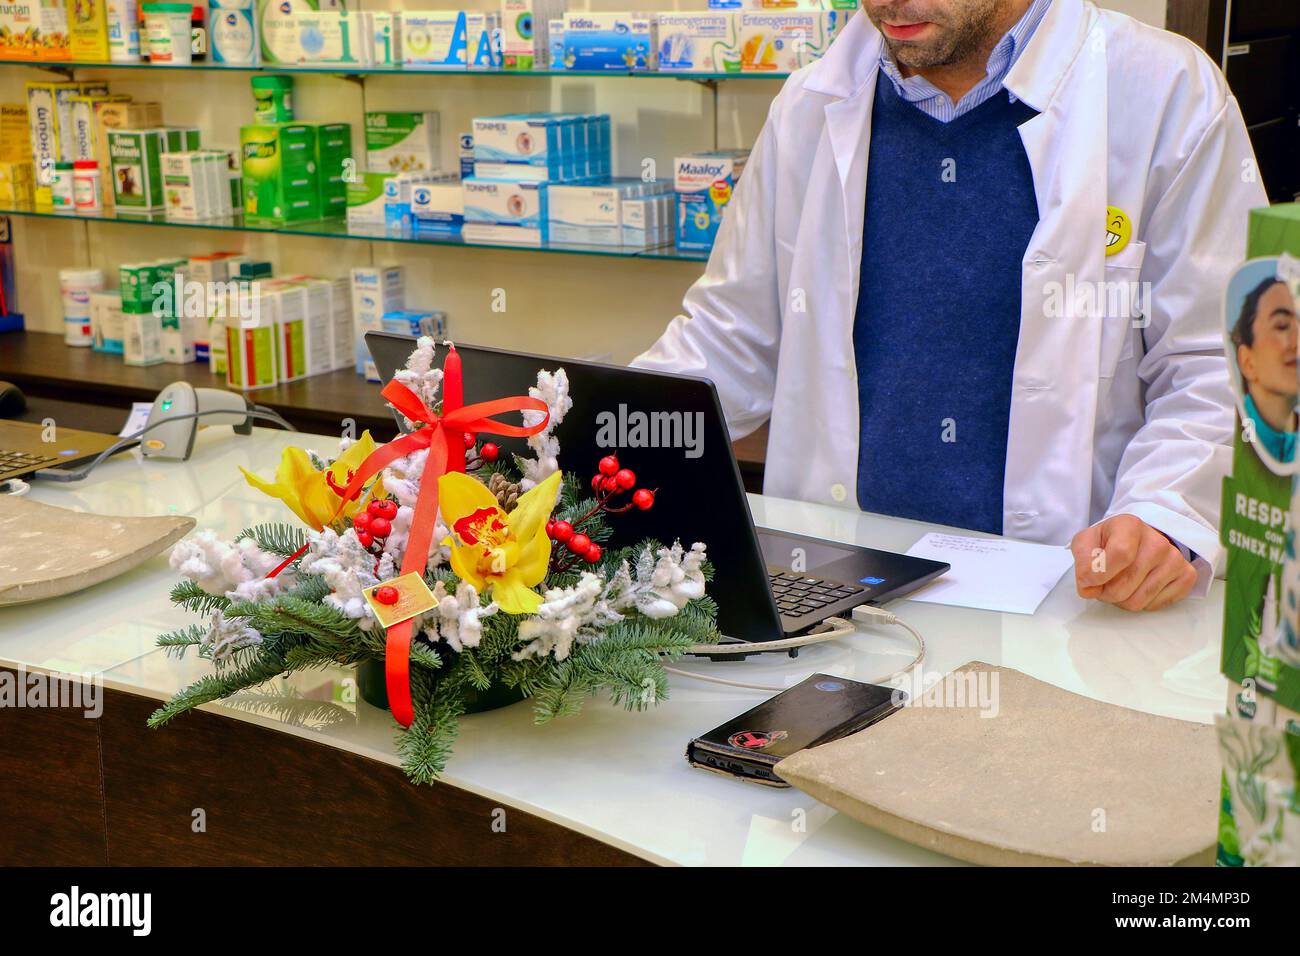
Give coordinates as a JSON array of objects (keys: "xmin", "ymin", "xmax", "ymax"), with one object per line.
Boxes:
[{"xmin": 686, "ymin": 673, "xmax": 904, "ymax": 787}]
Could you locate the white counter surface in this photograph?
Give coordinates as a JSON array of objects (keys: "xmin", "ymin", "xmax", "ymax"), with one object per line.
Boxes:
[{"xmin": 0, "ymin": 426, "xmax": 1226, "ymax": 866}]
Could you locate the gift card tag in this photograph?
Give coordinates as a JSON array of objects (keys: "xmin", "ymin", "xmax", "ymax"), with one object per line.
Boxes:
[{"xmin": 363, "ymin": 572, "xmax": 438, "ymax": 629}]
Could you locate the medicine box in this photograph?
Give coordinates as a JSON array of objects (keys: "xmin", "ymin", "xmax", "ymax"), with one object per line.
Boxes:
[
  {"xmin": 461, "ymin": 176, "xmax": 547, "ymax": 244},
  {"xmin": 119, "ymin": 260, "xmax": 158, "ymax": 312},
  {"xmin": 562, "ymin": 12, "xmax": 657, "ymax": 72},
  {"xmin": 184, "ymin": 253, "xmax": 231, "ymax": 358},
  {"xmin": 382, "ymin": 308, "xmax": 445, "ymax": 339},
  {"xmin": 547, "ymin": 18, "xmax": 564, "ymax": 69},
  {"xmin": 90, "ymin": 290, "xmax": 125, "ymax": 353},
  {"xmin": 383, "ymin": 170, "xmax": 420, "ymax": 230},
  {"xmin": 412, "ymin": 181, "xmax": 464, "ymax": 233},
  {"xmin": 674, "ymin": 149, "xmax": 749, "ymax": 251},
  {"xmin": 124, "ymin": 310, "xmax": 164, "ymax": 366},
  {"xmin": 500, "ymin": 0, "xmax": 564, "ymax": 70},
  {"xmin": 26, "ymin": 81, "xmax": 79, "ymax": 191},
  {"xmin": 69, "ymin": 0, "xmax": 110, "ymax": 60},
  {"xmin": 738, "ymin": 10, "xmax": 816, "ymax": 71},
  {"xmin": 258, "ymin": 1, "xmax": 362, "ymax": 65},
  {"xmin": 466, "ymin": 12, "xmax": 501, "ymax": 70},
  {"xmin": 162, "ymin": 151, "xmax": 223, "ymax": 220},
  {"xmin": 365, "ymin": 110, "xmax": 440, "ymax": 173},
  {"xmin": 399, "ymin": 10, "xmax": 468, "ymax": 70},
  {"xmin": 94, "ymin": 100, "xmax": 162, "ymax": 206},
  {"xmin": 0, "ymin": 161, "xmax": 35, "ymax": 206},
  {"xmin": 458, "ymin": 132, "xmax": 474, "ymax": 179},
  {"xmin": 69, "ymin": 93, "xmax": 128, "ymax": 162},
  {"xmin": 346, "ymin": 171, "xmax": 393, "ymax": 228},
  {"xmin": 0, "ymin": 104, "xmax": 31, "ymax": 162},
  {"xmin": 108, "ymin": 128, "xmax": 169, "ymax": 210},
  {"xmin": 225, "ymin": 313, "xmax": 279, "ymax": 389},
  {"xmin": 2, "ymin": 1, "xmax": 71, "ymax": 60},
  {"xmin": 368, "ymin": 10, "xmax": 400, "ymax": 66},
  {"xmin": 548, "ymin": 182, "xmax": 623, "ymax": 245},
  {"xmin": 350, "ymin": 265, "xmax": 403, "ymax": 379},
  {"xmin": 470, "ymin": 112, "xmax": 609, "ymax": 182},
  {"xmin": 260, "ymin": 282, "xmax": 323, "ymax": 381},
  {"xmin": 315, "ymin": 121, "xmax": 352, "ymax": 217},
  {"xmin": 471, "ymin": 114, "xmax": 558, "ymax": 170},
  {"xmin": 240, "ymin": 122, "xmax": 321, "ymax": 223},
  {"xmin": 657, "ymin": 13, "xmax": 741, "ymax": 73},
  {"xmin": 281, "ymin": 274, "xmax": 352, "ymax": 370}
]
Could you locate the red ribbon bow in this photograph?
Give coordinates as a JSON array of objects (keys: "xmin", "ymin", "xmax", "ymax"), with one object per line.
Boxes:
[{"xmin": 268, "ymin": 347, "xmax": 549, "ymax": 727}]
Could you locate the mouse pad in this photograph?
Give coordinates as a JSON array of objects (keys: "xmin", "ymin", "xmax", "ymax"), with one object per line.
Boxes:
[
  {"xmin": 774, "ymin": 662, "xmax": 1219, "ymax": 866},
  {"xmin": 0, "ymin": 496, "xmax": 195, "ymax": 605}
]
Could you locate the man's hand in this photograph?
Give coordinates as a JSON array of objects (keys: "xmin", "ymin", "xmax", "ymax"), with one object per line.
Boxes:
[{"xmin": 1069, "ymin": 514, "xmax": 1198, "ymax": 611}]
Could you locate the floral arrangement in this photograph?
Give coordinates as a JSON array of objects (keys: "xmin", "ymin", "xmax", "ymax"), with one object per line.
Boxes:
[{"xmin": 149, "ymin": 338, "xmax": 719, "ymax": 783}]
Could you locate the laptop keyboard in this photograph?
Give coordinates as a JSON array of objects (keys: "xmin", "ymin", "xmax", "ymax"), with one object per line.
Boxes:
[
  {"xmin": 768, "ymin": 570, "xmax": 870, "ymax": 623},
  {"xmin": 0, "ymin": 449, "xmax": 57, "ymax": 475}
]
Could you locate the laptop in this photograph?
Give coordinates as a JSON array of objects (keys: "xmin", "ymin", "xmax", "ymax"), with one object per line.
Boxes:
[
  {"xmin": 367, "ymin": 333, "xmax": 949, "ymax": 649},
  {"xmin": 0, "ymin": 421, "xmax": 122, "ymax": 482}
]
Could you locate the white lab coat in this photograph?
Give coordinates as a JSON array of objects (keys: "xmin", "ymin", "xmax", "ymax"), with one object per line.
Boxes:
[{"xmin": 634, "ymin": 0, "xmax": 1268, "ymax": 579}]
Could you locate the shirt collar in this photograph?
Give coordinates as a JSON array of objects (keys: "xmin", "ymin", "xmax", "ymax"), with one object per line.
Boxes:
[{"xmin": 878, "ymin": 0, "xmax": 1053, "ymax": 110}]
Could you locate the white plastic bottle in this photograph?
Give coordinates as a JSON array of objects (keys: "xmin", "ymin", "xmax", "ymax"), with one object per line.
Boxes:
[{"xmin": 59, "ymin": 268, "xmax": 106, "ymax": 347}]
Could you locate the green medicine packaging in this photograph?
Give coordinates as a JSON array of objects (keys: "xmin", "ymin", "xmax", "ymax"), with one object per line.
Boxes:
[
  {"xmin": 240, "ymin": 122, "xmax": 321, "ymax": 223},
  {"xmin": 108, "ymin": 126, "xmax": 202, "ymax": 211},
  {"xmin": 108, "ymin": 129, "xmax": 167, "ymax": 211},
  {"xmin": 315, "ymin": 121, "xmax": 352, "ymax": 218},
  {"xmin": 251, "ymin": 74, "xmax": 294, "ymax": 124}
]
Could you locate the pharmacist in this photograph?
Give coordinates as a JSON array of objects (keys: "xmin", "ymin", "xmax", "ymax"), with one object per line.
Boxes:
[{"xmin": 635, "ymin": 0, "xmax": 1269, "ymax": 612}]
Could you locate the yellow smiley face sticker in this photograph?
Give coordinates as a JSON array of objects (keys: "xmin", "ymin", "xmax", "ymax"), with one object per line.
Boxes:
[{"xmin": 1105, "ymin": 206, "xmax": 1131, "ymax": 257}]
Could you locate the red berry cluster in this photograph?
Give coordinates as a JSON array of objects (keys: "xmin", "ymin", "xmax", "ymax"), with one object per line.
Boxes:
[
  {"xmin": 546, "ymin": 453, "xmax": 656, "ymax": 572},
  {"xmin": 545, "ymin": 519, "xmax": 603, "ymax": 564},
  {"xmin": 352, "ymin": 497, "xmax": 398, "ymax": 552},
  {"xmin": 464, "ymin": 432, "xmax": 500, "ymax": 467},
  {"xmin": 592, "ymin": 455, "xmax": 655, "ymax": 512}
]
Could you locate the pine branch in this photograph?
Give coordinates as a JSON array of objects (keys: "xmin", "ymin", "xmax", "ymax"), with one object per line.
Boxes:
[
  {"xmin": 157, "ymin": 622, "xmax": 209, "ymax": 658},
  {"xmin": 529, "ymin": 659, "xmax": 596, "ymax": 722},
  {"xmin": 169, "ymin": 580, "xmax": 231, "ymax": 616},
  {"xmin": 288, "ymin": 572, "xmax": 331, "ymax": 604},
  {"xmin": 397, "ymin": 669, "xmax": 466, "ymax": 784},
  {"xmin": 409, "ymin": 640, "xmax": 444, "ymax": 671},
  {"xmin": 147, "ymin": 653, "xmax": 288, "ymax": 727},
  {"xmin": 235, "ymin": 522, "xmax": 309, "ymax": 558}
]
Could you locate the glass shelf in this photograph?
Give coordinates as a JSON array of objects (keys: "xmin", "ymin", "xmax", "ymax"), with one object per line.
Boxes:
[
  {"xmin": 0, "ymin": 58, "xmax": 788, "ymax": 81},
  {"xmin": 0, "ymin": 204, "xmax": 713, "ymax": 262}
]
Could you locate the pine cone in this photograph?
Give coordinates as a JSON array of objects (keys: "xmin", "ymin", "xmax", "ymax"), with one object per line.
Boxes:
[{"xmin": 487, "ymin": 471, "xmax": 521, "ymax": 512}]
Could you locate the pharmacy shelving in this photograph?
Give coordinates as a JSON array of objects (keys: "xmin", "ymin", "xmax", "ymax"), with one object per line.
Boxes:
[
  {"xmin": 0, "ymin": 204, "xmax": 714, "ymax": 261},
  {"xmin": 2, "ymin": 54, "xmax": 747, "ymax": 264},
  {"xmin": 0, "ymin": 58, "xmax": 788, "ymax": 82}
]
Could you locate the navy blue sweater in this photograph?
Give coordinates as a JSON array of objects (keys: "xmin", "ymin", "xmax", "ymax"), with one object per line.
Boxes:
[{"xmin": 853, "ymin": 76, "xmax": 1040, "ymax": 534}]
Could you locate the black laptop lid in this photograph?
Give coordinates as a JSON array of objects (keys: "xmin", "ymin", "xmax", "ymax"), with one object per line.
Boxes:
[{"xmin": 366, "ymin": 331, "xmax": 784, "ymax": 642}]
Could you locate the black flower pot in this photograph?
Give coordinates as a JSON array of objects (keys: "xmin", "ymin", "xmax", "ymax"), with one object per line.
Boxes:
[{"xmin": 356, "ymin": 658, "xmax": 527, "ymax": 714}]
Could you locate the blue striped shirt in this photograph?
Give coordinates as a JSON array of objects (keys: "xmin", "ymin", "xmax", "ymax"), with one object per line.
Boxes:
[{"xmin": 877, "ymin": 0, "xmax": 1053, "ymax": 122}]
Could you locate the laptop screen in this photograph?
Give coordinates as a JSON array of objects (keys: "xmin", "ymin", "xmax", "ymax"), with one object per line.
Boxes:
[{"xmin": 365, "ymin": 332, "xmax": 784, "ymax": 642}]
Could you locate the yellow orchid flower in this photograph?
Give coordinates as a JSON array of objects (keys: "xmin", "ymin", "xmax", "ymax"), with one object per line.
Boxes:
[
  {"xmin": 241, "ymin": 431, "xmax": 384, "ymax": 530},
  {"xmin": 439, "ymin": 470, "xmax": 562, "ymax": 615}
]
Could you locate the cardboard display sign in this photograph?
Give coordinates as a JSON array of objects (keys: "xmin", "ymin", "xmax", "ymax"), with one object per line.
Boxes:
[{"xmin": 1216, "ymin": 204, "xmax": 1300, "ymax": 867}]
